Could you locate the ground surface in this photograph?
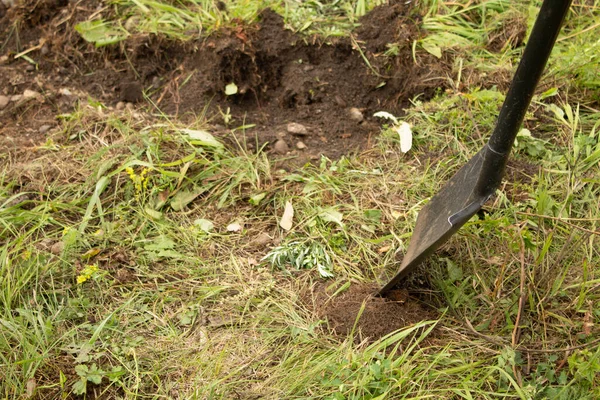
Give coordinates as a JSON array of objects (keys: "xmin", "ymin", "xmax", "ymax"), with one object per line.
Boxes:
[
  {"xmin": 0, "ymin": 0, "xmax": 445, "ymax": 164},
  {"xmin": 1, "ymin": 0, "xmax": 599, "ymax": 399}
]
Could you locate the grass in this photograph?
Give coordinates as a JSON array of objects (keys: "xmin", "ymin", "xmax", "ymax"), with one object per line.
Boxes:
[{"xmin": 1, "ymin": 0, "xmax": 600, "ymax": 398}]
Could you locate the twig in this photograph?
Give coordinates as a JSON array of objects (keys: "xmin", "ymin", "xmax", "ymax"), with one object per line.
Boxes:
[{"xmin": 511, "ymin": 231, "xmax": 527, "ymax": 347}]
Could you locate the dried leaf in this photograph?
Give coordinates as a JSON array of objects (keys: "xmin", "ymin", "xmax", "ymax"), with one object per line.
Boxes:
[
  {"xmin": 194, "ymin": 218, "xmax": 214, "ymax": 233},
  {"xmin": 373, "ymin": 111, "xmax": 398, "ymax": 124},
  {"xmin": 395, "ymin": 121, "xmax": 412, "ymax": 153},
  {"xmin": 81, "ymin": 248, "xmax": 101, "ymax": 260},
  {"xmin": 225, "ymin": 82, "xmax": 238, "ymax": 96},
  {"xmin": 279, "ymin": 201, "xmax": 294, "ymax": 231},
  {"xmin": 227, "ymin": 223, "xmax": 242, "ymax": 232}
]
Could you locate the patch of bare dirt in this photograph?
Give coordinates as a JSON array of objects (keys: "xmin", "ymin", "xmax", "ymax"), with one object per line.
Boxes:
[
  {"xmin": 0, "ymin": 1, "xmax": 449, "ymax": 163},
  {"xmin": 310, "ymin": 282, "xmax": 437, "ymax": 342}
]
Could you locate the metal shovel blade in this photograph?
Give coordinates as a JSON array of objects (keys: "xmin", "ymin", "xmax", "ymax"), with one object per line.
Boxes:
[
  {"xmin": 378, "ymin": 146, "xmax": 497, "ymax": 295},
  {"xmin": 378, "ymin": 0, "xmax": 573, "ymax": 297}
]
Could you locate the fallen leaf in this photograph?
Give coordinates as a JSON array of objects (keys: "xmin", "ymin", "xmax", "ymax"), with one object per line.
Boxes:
[
  {"xmin": 421, "ymin": 41, "xmax": 442, "ymax": 58},
  {"xmin": 279, "ymin": 201, "xmax": 294, "ymax": 231},
  {"xmin": 225, "ymin": 82, "xmax": 238, "ymax": 96},
  {"xmin": 249, "ymin": 192, "xmax": 266, "ymax": 206},
  {"xmin": 319, "ymin": 207, "xmax": 343, "ymax": 226},
  {"xmin": 583, "ymin": 310, "xmax": 593, "ymax": 335},
  {"xmin": 395, "ymin": 121, "xmax": 412, "ymax": 153},
  {"xmin": 81, "ymin": 248, "xmax": 101, "ymax": 259},
  {"xmin": 227, "ymin": 223, "xmax": 242, "ymax": 232},
  {"xmin": 180, "ymin": 129, "xmax": 224, "ymax": 149},
  {"xmin": 373, "ymin": 111, "xmax": 399, "ymax": 124},
  {"xmin": 390, "ymin": 210, "xmax": 403, "ymax": 220},
  {"xmin": 26, "ymin": 378, "xmax": 36, "ymax": 398},
  {"xmin": 378, "ymin": 245, "xmax": 391, "ymax": 253},
  {"xmin": 194, "ymin": 218, "xmax": 214, "ymax": 233}
]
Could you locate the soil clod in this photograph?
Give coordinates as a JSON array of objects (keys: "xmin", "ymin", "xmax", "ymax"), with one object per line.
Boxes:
[{"xmin": 312, "ymin": 283, "xmax": 437, "ymax": 342}]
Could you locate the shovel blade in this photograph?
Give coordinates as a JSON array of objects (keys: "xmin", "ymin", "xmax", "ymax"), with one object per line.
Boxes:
[{"xmin": 378, "ymin": 147, "xmax": 499, "ymax": 296}]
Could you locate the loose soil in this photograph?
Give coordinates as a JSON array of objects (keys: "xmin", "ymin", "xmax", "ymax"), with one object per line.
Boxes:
[
  {"xmin": 0, "ymin": 0, "xmax": 449, "ymax": 164},
  {"xmin": 310, "ymin": 282, "xmax": 437, "ymax": 342}
]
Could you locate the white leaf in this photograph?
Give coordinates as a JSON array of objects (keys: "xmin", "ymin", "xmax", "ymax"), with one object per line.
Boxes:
[
  {"xmin": 225, "ymin": 82, "xmax": 238, "ymax": 96},
  {"xmin": 373, "ymin": 111, "xmax": 398, "ymax": 125},
  {"xmin": 395, "ymin": 121, "xmax": 412, "ymax": 153},
  {"xmin": 279, "ymin": 201, "xmax": 294, "ymax": 231},
  {"xmin": 226, "ymin": 223, "xmax": 242, "ymax": 232},
  {"xmin": 180, "ymin": 129, "xmax": 223, "ymax": 149}
]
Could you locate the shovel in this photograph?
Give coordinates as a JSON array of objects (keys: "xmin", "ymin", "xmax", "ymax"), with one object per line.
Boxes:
[{"xmin": 378, "ymin": 0, "xmax": 573, "ymax": 297}]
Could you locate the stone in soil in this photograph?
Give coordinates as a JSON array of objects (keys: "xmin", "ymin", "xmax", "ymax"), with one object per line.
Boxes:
[
  {"xmin": 0, "ymin": 95, "xmax": 9, "ymax": 109},
  {"xmin": 273, "ymin": 139, "xmax": 289, "ymax": 154},
  {"xmin": 287, "ymin": 122, "xmax": 309, "ymax": 136},
  {"xmin": 348, "ymin": 107, "xmax": 364, "ymax": 122}
]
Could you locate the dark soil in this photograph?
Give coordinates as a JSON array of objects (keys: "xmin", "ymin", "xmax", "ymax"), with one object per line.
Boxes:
[
  {"xmin": 311, "ymin": 283, "xmax": 437, "ymax": 342},
  {"xmin": 0, "ymin": 0, "xmax": 448, "ymax": 163}
]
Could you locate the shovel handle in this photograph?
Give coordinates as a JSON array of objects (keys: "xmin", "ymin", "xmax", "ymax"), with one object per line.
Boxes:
[{"xmin": 487, "ymin": 0, "xmax": 572, "ymax": 155}]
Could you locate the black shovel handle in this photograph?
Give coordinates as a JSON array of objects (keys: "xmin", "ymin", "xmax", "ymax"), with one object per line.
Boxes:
[
  {"xmin": 488, "ymin": 0, "xmax": 571, "ymax": 154},
  {"xmin": 474, "ymin": 0, "xmax": 572, "ymax": 198}
]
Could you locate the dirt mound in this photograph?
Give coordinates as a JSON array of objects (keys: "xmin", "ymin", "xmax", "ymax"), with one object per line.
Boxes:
[
  {"xmin": 312, "ymin": 283, "xmax": 437, "ymax": 341},
  {"xmin": 0, "ymin": 1, "xmax": 448, "ymax": 162}
]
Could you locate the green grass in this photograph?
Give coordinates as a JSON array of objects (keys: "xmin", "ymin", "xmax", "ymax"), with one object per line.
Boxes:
[{"xmin": 2, "ymin": 0, "xmax": 600, "ymax": 398}]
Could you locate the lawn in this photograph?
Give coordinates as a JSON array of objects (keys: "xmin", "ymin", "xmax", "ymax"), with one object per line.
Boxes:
[{"xmin": 0, "ymin": 0, "xmax": 599, "ymax": 398}]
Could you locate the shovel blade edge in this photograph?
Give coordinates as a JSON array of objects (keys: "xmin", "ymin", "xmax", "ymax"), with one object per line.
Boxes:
[{"xmin": 378, "ymin": 147, "xmax": 500, "ymax": 296}]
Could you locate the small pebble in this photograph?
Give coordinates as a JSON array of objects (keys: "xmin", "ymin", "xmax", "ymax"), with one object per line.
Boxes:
[
  {"xmin": 116, "ymin": 101, "xmax": 125, "ymax": 110},
  {"xmin": 126, "ymin": 102, "xmax": 134, "ymax": 111},
  {"xmin": 50, "ymin": 241, "xmax": 64, "ymax": 255},
  {"xmin": 38, "ymin": 125, "xmax": 51, "ymax": 134},
  {"xmin": 274, "ymin": 139, "xmax": 289, "ymax": 154},
  {"xmin": 40, "ymin": 44, "xmax": 49, "ymax": 56},
  {"xmin": 287, "ymin": 122, "xmax": 308, "ymax": 136},
  {"xmin": 296, "ymin": 141, "xmax": 307, "ymax": 150},
  {"xmin": 10, "ymin": 94, "xmax": 22, "ymax": 102},
  {"xmin": 0, "ymin": 95, "xmax": 9, "ymax": 109},
  {"xmin": 348, "ymin": 107, "xmax": 364, "ymax": 122},
  {"xmin": 0, "ymin": 55, "xmax": 8, "ymax": 65},
  {"xmin": 23, "ymin": 89, "xmax": 40, "ymax": 99},
  {"xmin": 58, "ymin": 88, "xmax": 72, "ymax": 96}
]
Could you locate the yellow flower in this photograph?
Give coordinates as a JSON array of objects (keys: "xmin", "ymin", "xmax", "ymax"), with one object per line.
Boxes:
[{"xmin": 77, "ymin": 264, "xmax": 99, "ymax": 285}]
